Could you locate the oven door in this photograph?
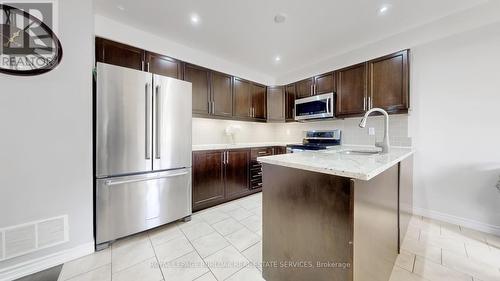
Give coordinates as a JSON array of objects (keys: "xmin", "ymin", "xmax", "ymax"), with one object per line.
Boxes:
[{"xmin": 295, "ymin": 92, "xmax": 335, "ymax": 121}]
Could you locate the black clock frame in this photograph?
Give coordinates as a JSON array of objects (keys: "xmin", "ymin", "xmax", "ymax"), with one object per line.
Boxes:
[{"xmin": 0, "ymin": 4, "xmax": 63, "ymax": 76}]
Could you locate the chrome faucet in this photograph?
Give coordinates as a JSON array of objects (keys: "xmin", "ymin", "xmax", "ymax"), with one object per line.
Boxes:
[{"xmin": 359, "ymin": 108, "xmax": 390, "ymax": 153}]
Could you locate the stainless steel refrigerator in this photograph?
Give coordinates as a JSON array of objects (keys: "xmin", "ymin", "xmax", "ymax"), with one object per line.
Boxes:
[{"xmin": 94, "ymin": 62, "xmax": 192, "ymax": 250}]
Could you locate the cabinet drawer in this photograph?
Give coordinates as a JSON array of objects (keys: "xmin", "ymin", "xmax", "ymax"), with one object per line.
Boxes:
[{"xmin": 251, "ymin": 147, "xmax": 274, "ymax": 159}]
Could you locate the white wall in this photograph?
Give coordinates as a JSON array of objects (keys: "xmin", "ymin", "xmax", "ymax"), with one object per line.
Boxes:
[
  {"xmin": 0, "ymin": 0, "xmax": 94, "ymax": 278},
  {"xmin": 410, "ymin": 22, "xmax": 500, "ymax": 233},
  {"xmin": 94, "ymin": 15, "xmax": 275, "ymax": 86}
]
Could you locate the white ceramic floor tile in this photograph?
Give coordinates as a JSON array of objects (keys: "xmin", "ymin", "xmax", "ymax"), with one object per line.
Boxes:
[
  {"xmin": 212, "ymin": 218, "xmax": 245, "ymax": 236},
  {"xmin": 389, "ymin": 266, "xmax": 428, "ymax": 281},
  {"xmin": 64, "ymin": 264, "xmax": 111, "ymax": 281},
  {"xmin": 149, "ymin": 223, "xmax": 184, "ymax": 246},
  {"xmin": 225, "ymin": 265, "xmax": 265, "ymax": 281},
  {"xmin": 227, "ymin": 207, "xmax": 253, "ymax": 221},
  {"xmin": 59, "ymin": 248, "xmax": 111, "ymax": 280},
  {"xmin": 442, "ymin": 249, "xmax": 500, "ymax": 281},
  {"xmin": 239, "ymin": 215, "xmax": 262, "ymax": 233},
  {"xmin": 237, "ymin": 198, "xmax": 261, "ymax": 211},
  {"xmin": 486, "ymin": 234, "xmax": 500, "ymax": 248},
  {"xmin": 155, "ymin": 236, "xmax": 194, "ymax": 262},
  {"xmin": 112, "ymin": 233, "xmax": 150, "ymax": 251},
  {"xmin": 177, "ymin": 215, "xmax": 206, "ymax": 230},
  {"xmin": 213, "ymin": 202, "xmax": 242, "ymax": 213},
  {"xmin": 401, "ymin": 237, "xmax": 442, "ymax": 264},
  {"xmin": 461, "ymin": 227, "xmax": 488, "ymax": 242},
  {"xmin": 413, "ymin": 256, "xmax": 472, "ymax": 281},
  {"xmin": 465, "ymin": 244, "xmax": 500, "ymax": 269},
  {"xmin": 204, "ymin": 246, "xmax": 249, "ymax": 280},
  {"xmin": 242, "ymin": 242, "xmax": 262, "ymax": 271},
  {"xmin": 225, "ymin": 227, "xmax": 260, "ymax": 252},
  {"xmin": 419, "ymin": 232, "xmax": 467, "ymax": 256},
  {"xmin": 193, "ymin": 272, "xmax": 217, "ymax": 281},
  {"xmin": 181, "ymin": 222, "xmax": 216, "ymax": 241},
  {"xmin": 192, "ymin": 232, "xmax": 230, "ymax": 258},
  {"xmin": 161, "ymin": 251, "xmax": 209, "ymax": 281},
  {"xmin": 395, "ymin": 250, "xmax": 415, "ymax": 272},
  {"xmin": 112, "ymin": 238, "xmax": 155, "ymax": 273},
  {"xmin": 112, "ymin": 257, "xmax": 163, "ymax": 281},
  {"xmin": 200, "ymin": 210, "xmax": 231, "ymax": 225}
]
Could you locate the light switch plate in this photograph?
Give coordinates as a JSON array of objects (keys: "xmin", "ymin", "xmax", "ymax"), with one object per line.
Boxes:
[{"xmin": 368, "ymin": 127, "xmax": 376, "ymax": 136}]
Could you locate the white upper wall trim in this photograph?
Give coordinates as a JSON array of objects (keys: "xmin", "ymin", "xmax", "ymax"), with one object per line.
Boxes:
[
  {"xmin": 94, "ymin": 15, "xmax": 275, "ymax": 85},
  {"xmin": 275, "ymin": 0, "xmax": 500, "ymax": 84}
]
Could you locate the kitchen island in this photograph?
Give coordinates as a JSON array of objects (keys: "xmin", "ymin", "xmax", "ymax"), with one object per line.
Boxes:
[{"xmin": 257, "ymin": 146, "xmax": 413, "ymax": 281}]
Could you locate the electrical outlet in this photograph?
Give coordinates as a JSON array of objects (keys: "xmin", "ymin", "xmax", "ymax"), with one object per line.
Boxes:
[{"xmin": 368, "ymin": 127, "xmax": 376, "ymax": 136}]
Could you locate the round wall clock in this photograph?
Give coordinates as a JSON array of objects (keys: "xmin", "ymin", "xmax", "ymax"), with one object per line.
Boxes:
[{"xmin": 0, "ymin": 4, "xmax": 63, "ymax": 76}]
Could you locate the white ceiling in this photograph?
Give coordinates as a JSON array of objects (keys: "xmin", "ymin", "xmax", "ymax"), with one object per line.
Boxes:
[{"xmin": 94, "ymin": 0, "xmax": 487, "ymax": 78}]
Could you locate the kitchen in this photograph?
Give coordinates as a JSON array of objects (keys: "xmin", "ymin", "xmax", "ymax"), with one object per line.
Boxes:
[{"xmin": 1, "ymin": 0, "xmax": 500, "ymax": 281}]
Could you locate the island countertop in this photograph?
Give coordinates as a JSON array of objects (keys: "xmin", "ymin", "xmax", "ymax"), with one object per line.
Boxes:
[{"xmin": 257, "ymin": 145, "xmax": 413, "ymax": 180}]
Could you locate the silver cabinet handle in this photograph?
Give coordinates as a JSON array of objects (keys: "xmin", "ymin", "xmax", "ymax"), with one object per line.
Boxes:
[
  {"xmin": 145, "ymin": 83, "xmax": 151, "ymax": 160},
  {"xmin": 363, "ymin": 97, "xmax": 367, "ymax": 111},
  {"xmin": 146, "ymin": 62, "xmax": 150, "ymax": 72},
  {"xmin": 212, "ymin": 101, "xmax": 215, "ymax": 114},
  {"xmin": 106, "ymin": 172, "xmax": 189, "ymax": 186},
  {"xmin": 368, "ymin": 96, "xmax": 372, "ymax": 110},
  {"xmin": 313, "ymin": 84, "xmax": 317, "ymax": 95},
  {"xmin": 141, "ymin": 61, "xmax": 145, "ymax": 71},
  {"xmin": 208, "ymin": 101, "xmax": 211, "ymax": 114},
  {"xmin": 249, "ymin": 107, "xmax": 252, "ymax": 117},
  {"xmin": 226, "ymin": 151, "xmax": 229, "ymax": 164},
  {"xmin": 155, "ymin": 85, "xmax": 161, "ymax": 159},
  {"xmin": 310, "ymin": 84, "xmax": 313, "ymax": 96}
]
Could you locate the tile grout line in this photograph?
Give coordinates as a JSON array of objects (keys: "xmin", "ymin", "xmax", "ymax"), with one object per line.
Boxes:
[{"xmin": 148, "ymin": 232, "xmax": 166, "ymax": 281}]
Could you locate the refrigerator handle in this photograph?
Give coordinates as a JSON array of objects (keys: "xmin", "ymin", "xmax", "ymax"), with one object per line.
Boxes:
[
  {"xmin": 155, "ymin": 84, "xmax": 161, "ymax": 159},
  {"xmin": 145, "ymin": 83, "xmax": 151, "ymax": 159}
]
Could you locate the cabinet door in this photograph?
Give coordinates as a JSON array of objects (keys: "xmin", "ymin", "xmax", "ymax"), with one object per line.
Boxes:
[
  {"xmin": 336, "ymin": 63, "xmax": 368, "ymax": 116},
  {"xmin": 145, "ymin": 52, "xmax": 183, "ymax": 79},
  {"xmin": 285, "ymin": 83, "xmax": 296, "ymax": 121},
  {"xmin": 267, "ymin": 86, "xmax": 285, "ymax": 122},
  {"xmin": 95, "ymin": 37, "xmax": 145, "ymax": 71},
  {"xmin": 368, "ymin": 50, "xmax": 409, "ymax": 113},
  {"xmin": 295, "ymin": 78, "xmax": 314, "ymax": 98},
  {"xmin": 192, "ymin": 151, "xmax": 225, "ymax": 211},
  {"xmin": 233, "ymin": 78, "xmax": 252, "ymax": 118},
  {"xmin": 252, "ymin": 84, "xmax": 267, "ymax": 120},
  {"xmin": 211, "ymin": 71, "xmax": 233, "ymax": 117},
  {"xmin": 225, "ymin": 150, "xmax": 250, "ymax": 199},
  {"xmin": 314, "ymin": 72, "xmax": 335, "ymax": 95},
  {"xmin": 184, "ymin": 64, "xmax": 211, "ymax": 115}
]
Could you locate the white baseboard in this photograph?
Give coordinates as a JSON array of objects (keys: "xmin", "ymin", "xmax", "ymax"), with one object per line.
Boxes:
[
  {"xmin": 413, "ymin": 207, "xmax": 500, "ymax": 236},
  {"xmin": 0, "ymin": 242, "xmax": 94, "ymax": 281}
]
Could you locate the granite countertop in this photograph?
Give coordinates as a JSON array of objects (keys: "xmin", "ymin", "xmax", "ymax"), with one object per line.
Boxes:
[
  {"xmin": 257, "ymin": 145, "xmax": 413, "ymax": 181},
  {"xmin": 192, "ymin": 142, "xmax": 289, "ymax": 151}
]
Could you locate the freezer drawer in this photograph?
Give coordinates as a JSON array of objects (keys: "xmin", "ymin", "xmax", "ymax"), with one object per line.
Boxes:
[{"xmin": 95, "ymin": 169, "xmax": 192, "ymax": 245}]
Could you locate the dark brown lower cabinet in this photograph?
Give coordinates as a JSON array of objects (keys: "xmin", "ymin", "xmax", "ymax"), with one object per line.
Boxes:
[{"xmin": 192, "ymin": 146, "xmax": 286, "ymax": 211}]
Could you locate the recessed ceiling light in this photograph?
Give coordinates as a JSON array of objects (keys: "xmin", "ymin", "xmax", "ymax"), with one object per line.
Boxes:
[
  {"xmin": 275, "ymin": 56, "xmax": 281, "ymax": 62},
  {"xmin": 190, "ymin": 14, "xmax": 200, "ymax": 24},
  {"xmin": 379, "ymin": 5, "xmax": 390, "ymax": 15},
  {"xmin": 274, "ymin": 13, "xmax": 286, "ymax": 24},
  {"xmin": 117, "ymin": 5, "xmax": 125, "ymax": 11}
]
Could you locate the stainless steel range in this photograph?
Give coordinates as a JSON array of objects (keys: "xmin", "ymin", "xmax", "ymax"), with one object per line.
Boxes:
[
  {"xmin": 286, "ymin": 130, "xmax": 341, "ymax": 153},
  {"xmin": 94, "ymin": 62, "xmax": 192, "ymax": 250}
]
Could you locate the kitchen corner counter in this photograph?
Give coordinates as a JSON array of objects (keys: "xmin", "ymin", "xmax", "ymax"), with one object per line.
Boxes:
[
  {"xmin": 257, "ymin": 146, "xmax": 413, "ymax": 181},
  {"xmin": 192, "ymin": 142, "xmax": 289, "ymax": 151}
]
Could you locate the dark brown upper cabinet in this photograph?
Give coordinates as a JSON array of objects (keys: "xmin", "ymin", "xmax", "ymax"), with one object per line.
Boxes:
[
  {"xmin": 233, "ymin": 77, "xmax": 252, "ymax": 118},
  {"xmin": 252, "ymin": 84, "xmax": 267, "ymax": 120},
  {"xmin": 145, "ymin": 52, "xmax": 183, "ymax": 79},
  {"xmin": 285, "ymin": 84, "xmax": 296, "ymax": 122},
  {"xmin": 211, "ymin": 71, "xmax": 233, "ymax": 117},
  {"xmin": 267, "ymin": 86, "xmax": 285, "ymax": 122},
  {"xmin": 336, "ymin": 63, "xmax": 368, "ymax": 117},
  {"xmin": 368, "ymin": 50, "xmax": 409, "ymax": 113},
  {"xmin": 95, "ymin": 37, "xmax": 145, "ymax": 71},
  {"xmin": 192, "ymin": 150, "xmax": 225, "ymax": 211},
  {"xmin": 314, "ymin": 72, "xmax": 336, "ymax": 95},
  {"xmin": 295, "ymin": 78, "xmax": 314, "ymax": 98},
  {"xmin": 184, "ymin": 64, "xmax": 211, "ymax": 115}
]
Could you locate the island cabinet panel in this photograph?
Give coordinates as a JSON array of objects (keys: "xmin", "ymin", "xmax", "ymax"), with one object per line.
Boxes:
[
  {"xmin": 184, "ymin": 64, "xmax": 211, "ymax": 115},
  {"xmin": 252, "ymin": 84, "xmax": 267, "ymax": 120},
  {"xmin": 211, "ymin": 71, "xmax": 233, "ymax": 117},
  {"xmin": 96, "ymin": 37, "xmax": 145, "ymax": 71},
  {"xmin": 368, "ymin": 50, "xmax": 409, "ymax": 113},
  {"xmin": 295, "ymin": 78, "xmax": 314, "ymax": 98},
  {"xmin": 336, "ymin": 63, "xmax": 368, "ymax": 117},
  {"xmin": 267, "ymin": 86, "xmax": 285, "ymax": 122},
  {"xmin": 145, "ymin": 51, "xmax": 183, "ymax": 79},
  {"xmin": 285, "ymin": 83, "xmax": 296, "ymax": 121},
  {"xmin": 225, "ymin": 150, "xmax": 250, "ymax": 199},
  {"xmin": 233, "ymin": 78, "xmax": 253, "ymax": 118},
  {"xmin": 314, "ymin": 72, "xmax": 336, "ymax": 95},
  {"xmin": 192, "ymin": 151, "xmax": 225, "ymax": 211}
]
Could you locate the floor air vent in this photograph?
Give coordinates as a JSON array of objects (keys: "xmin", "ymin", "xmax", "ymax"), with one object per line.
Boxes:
[{"xmin": 0, "ymin": 215, "xmax": 68, "ymax": 261}]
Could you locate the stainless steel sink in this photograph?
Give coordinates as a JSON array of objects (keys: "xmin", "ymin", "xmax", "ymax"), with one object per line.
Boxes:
[{"xmin": 340, "ymin": 150, "xmax": 380, "ymax": 156}]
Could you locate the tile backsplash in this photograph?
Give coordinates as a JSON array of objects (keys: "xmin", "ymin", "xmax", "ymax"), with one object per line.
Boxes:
[{"xmin": 193, "ymin": 114, "xmax": 411, "ymax": 147}]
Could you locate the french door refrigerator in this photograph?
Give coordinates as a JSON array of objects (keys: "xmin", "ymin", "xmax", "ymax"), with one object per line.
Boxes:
[{"xmin": 95, "ymin": 62, "xmax": 192, "ymax": 250}]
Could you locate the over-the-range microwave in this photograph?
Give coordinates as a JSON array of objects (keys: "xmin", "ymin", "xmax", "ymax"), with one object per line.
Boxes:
[{"xmin": 295, "ymin": 92, "xmax": 336, "ymax": 121}]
